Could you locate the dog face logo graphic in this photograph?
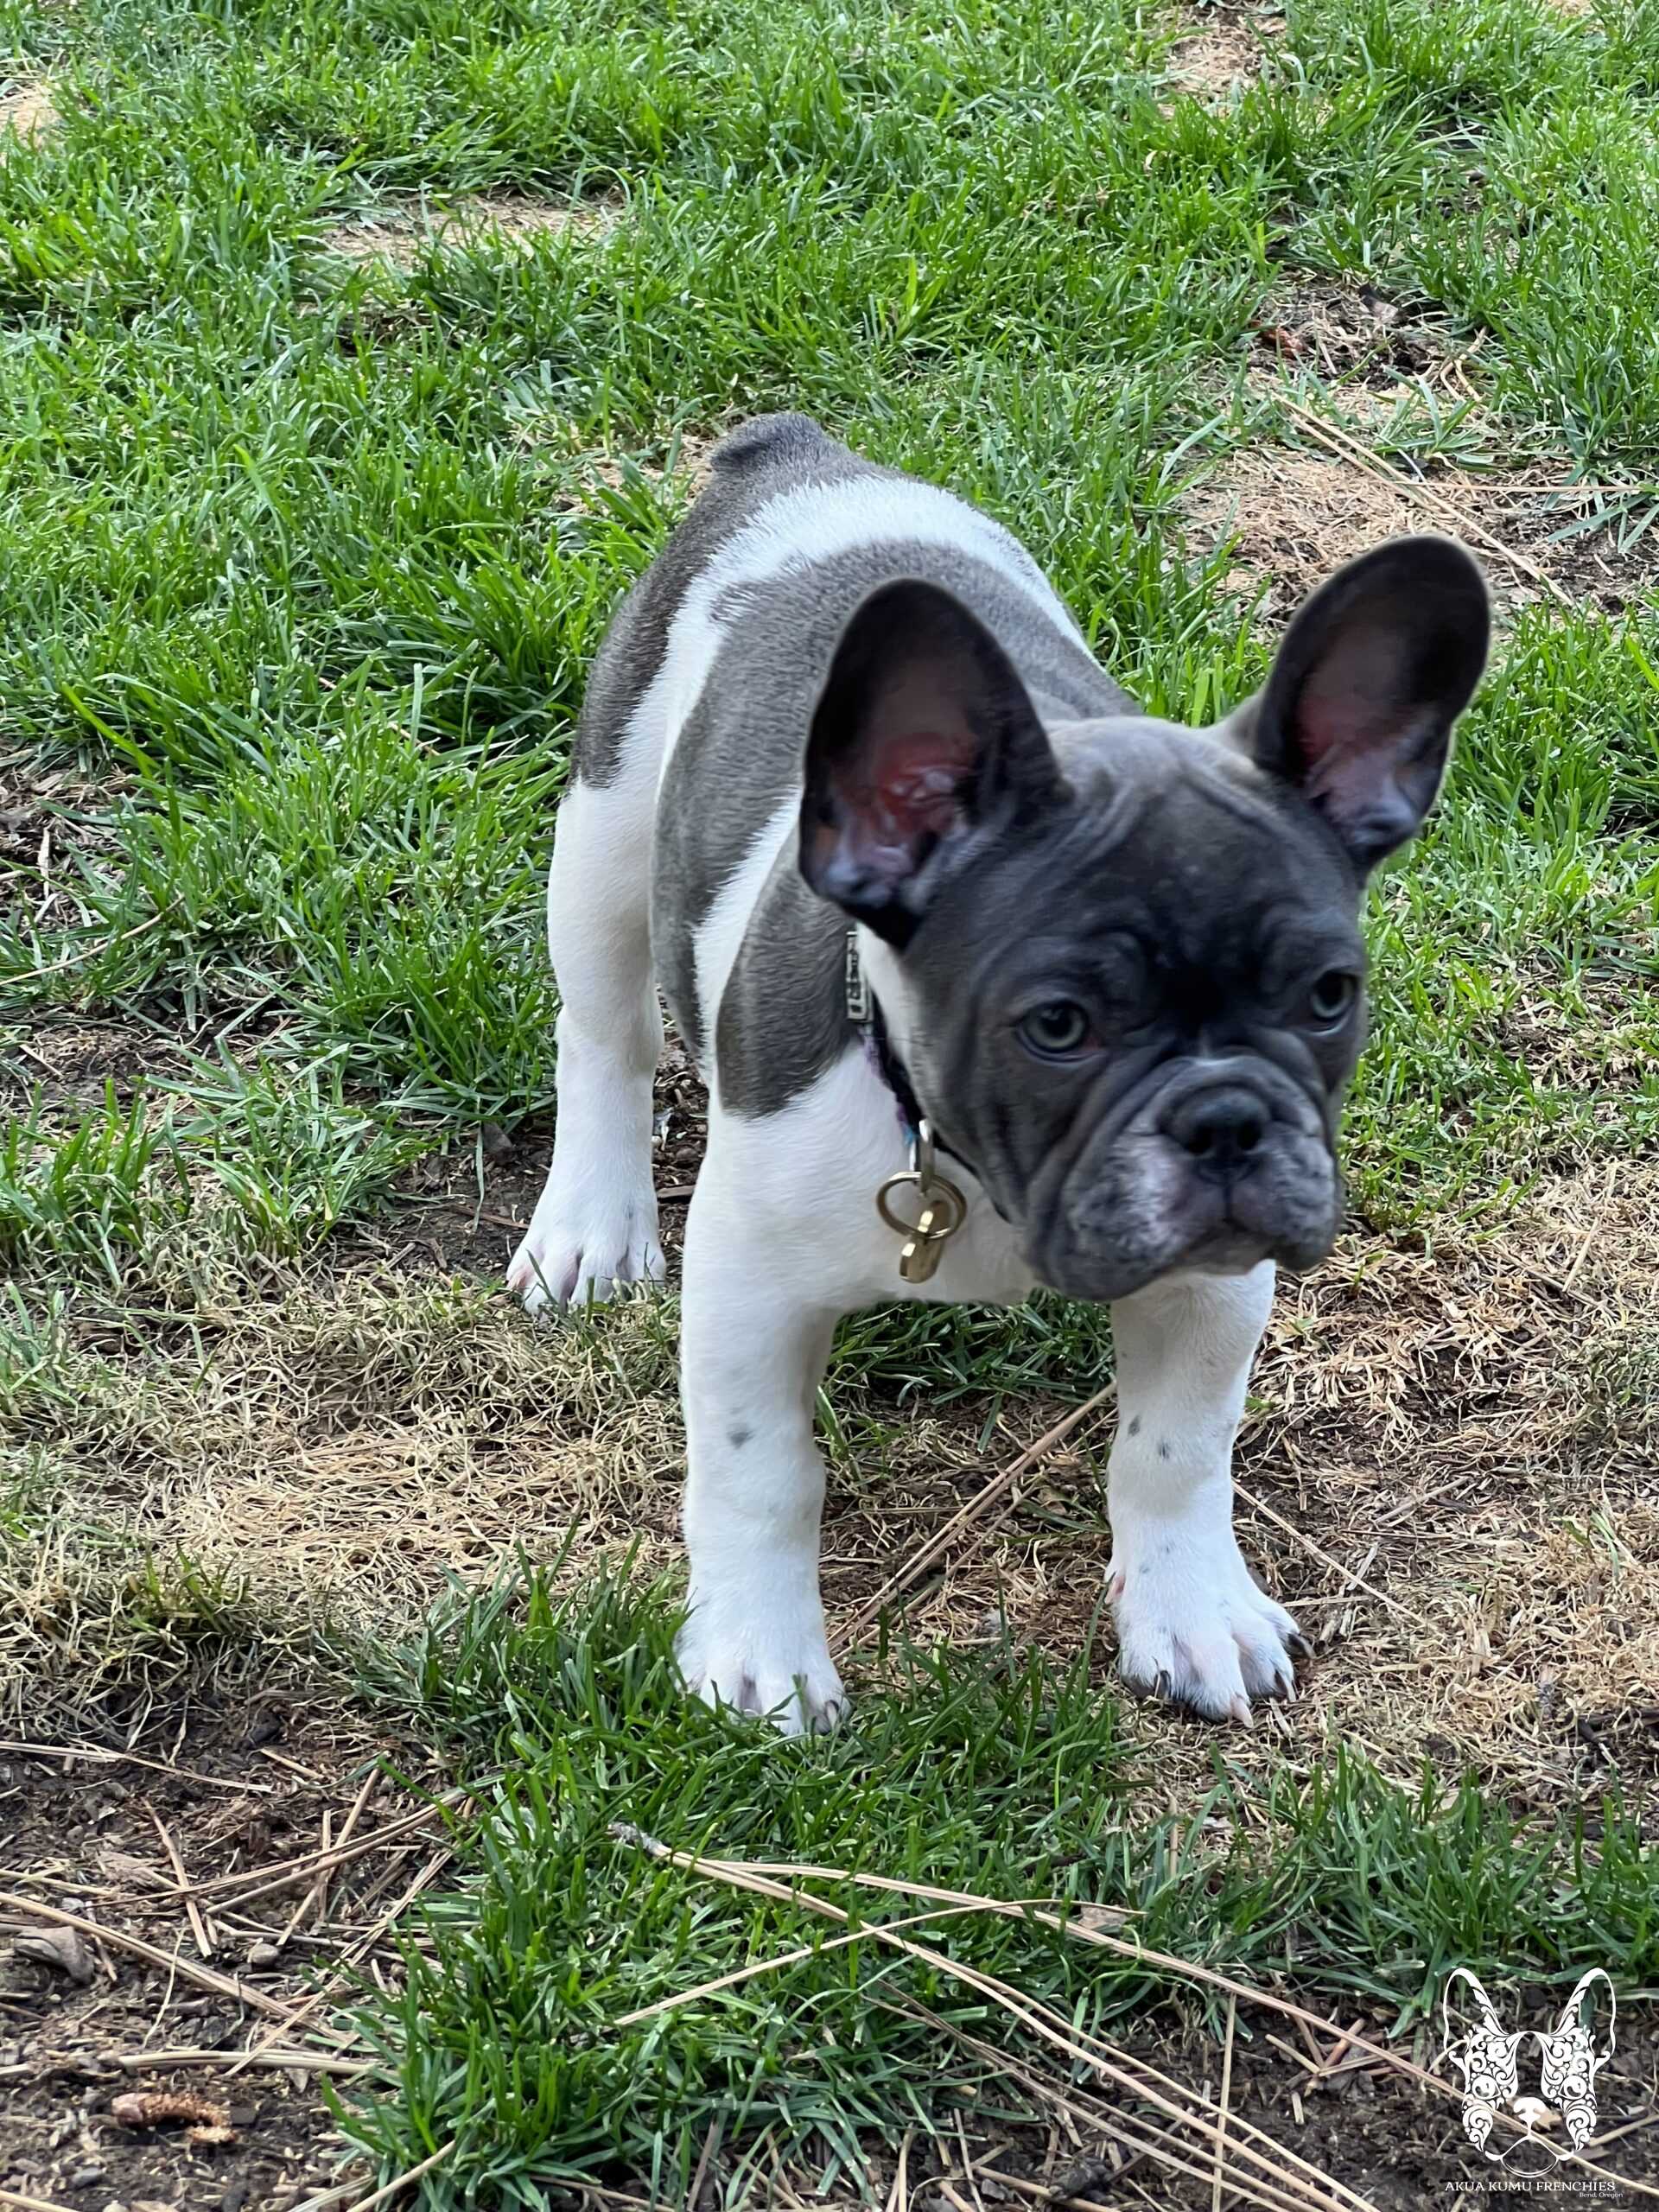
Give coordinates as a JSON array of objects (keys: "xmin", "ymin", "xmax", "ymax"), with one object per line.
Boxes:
[{"xmin": 1441, "ymin": 1967, "xmax": 1617, "ymax": 2161}]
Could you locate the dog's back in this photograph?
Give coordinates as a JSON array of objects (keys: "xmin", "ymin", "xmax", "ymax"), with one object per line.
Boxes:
[{"xmin": 582, "ymin": 415, "xmax": 1121, "ymax": 1083}]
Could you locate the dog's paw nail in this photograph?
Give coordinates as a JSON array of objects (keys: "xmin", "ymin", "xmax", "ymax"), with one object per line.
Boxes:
[
  {"xmin": 1107, "ymin": 1568, "xmax": 1126, "ymax": 1601},
  {"xmin": 1288, "ymin": 1631, "xmax": 1313, "ymax": 1661},
  {"xmin": 1229, "ymin": 1694, "xmax": 1254, "ymax": 1728}
]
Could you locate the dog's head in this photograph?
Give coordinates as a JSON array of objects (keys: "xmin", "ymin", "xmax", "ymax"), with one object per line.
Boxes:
[{"xmin": 799, "ymin": 538, "xmax": 1489, "ymax": 1301}]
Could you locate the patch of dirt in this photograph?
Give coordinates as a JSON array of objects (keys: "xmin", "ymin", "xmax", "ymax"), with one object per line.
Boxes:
[
  {"xmin": 0, "ymin": 77, "xmax": 57, "ymax": 155},
  {"xmin": 840, "ymin": 1160, "xmax": 1659, "ymax": 1815},
  {"xmin": 1165, "ymin": 6, "xmax": 1283, "ymax": 101},
  {"xmin": 0, "ymin": 1697, "xmax": 443, "ymax": 2212},
  {"xmin": 1, "ymin": 755, "xmax": 134, "ymax": 946},
  {"xmin": 1246, "ymin": 276, "xmax": 1461, "ymax": 386},
  {"xmin": 402, "ymin": 1033, "xmax": 707, "ymax": 1280},
  {"xmin": 558, "ymin": 431, "xmax": 721, "ymax": 502},
  {"xmin": 326, "ymin": 191, "xmax": 626, "ymax": 269},
  {"xmin": 0, "ymin": 1019, "xmax": 200, "ymax": 1112},
  {"xmin": 1185, "ymin": 439, "xmax": 1659, "ymax": 620}
]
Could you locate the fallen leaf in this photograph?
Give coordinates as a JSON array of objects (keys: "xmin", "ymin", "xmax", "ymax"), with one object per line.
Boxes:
[
  {"xmin": 1070, "ymin": 1902, "xmax": 1131, "ymax": 1931},
  {"xmin": 111, "ymin": 2090, "xmax": 231, "ymax": 2132},
  {"xmin": 14, "ymin": 1926, "xmax": 95, "ymax": 1984}
]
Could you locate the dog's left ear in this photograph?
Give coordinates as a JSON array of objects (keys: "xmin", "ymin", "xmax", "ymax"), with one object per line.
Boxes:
[
  {"xmin": 800, "ymin": 579, "xmax": 1066, "ymax": 945},
  {"xmin": 1243, "ymin": 536, "xmax": 1489, "ymax": 874}
]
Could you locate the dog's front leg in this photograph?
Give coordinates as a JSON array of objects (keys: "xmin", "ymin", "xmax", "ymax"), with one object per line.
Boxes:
[
  {"xmin": 676, "ymin": 1173, "xmax": 846, "ymax": 1735},
  {"xmin": 1106, "ymin": 1261, "xmax": 1302, "ymax": 1724}
]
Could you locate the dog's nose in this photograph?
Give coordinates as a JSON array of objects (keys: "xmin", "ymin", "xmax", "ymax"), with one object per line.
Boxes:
[{"xmin": 1166, "ymin": 1087, "xmax": 1268, "ymax": 1176}]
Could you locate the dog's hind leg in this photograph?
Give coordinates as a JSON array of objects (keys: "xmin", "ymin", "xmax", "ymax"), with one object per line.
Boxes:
[
  {"xmin": 1105, "ymin": 1261, "xmax": 1303, "ymax": 1724},
  {"xmin": 509, "ymin": 735, "xmax": 665, "ymax": 1313}
]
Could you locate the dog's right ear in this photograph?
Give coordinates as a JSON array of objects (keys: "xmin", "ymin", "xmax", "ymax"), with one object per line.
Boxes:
[
  {"xmin": 800, "ymin": 580, "xmax": 1066, "ymax": 947},
  {"xmin": 1239, "ymin": 535, "xmax": 1489, "ymax": 875}
]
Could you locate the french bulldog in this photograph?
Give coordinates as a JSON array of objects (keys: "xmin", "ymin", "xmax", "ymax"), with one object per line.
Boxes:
[{"xmin": 509, "ymin": 413, "xmax": 1489, "ymax": 1733}]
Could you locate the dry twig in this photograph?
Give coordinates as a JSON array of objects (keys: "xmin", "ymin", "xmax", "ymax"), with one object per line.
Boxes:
[
  {"xmin": 609, "ymin": 1827, "xmax": 1369, "ymax": 2212},
  {"xmin": 1233, "ymin": 1483, "xmax": 1426, "ymax": 1630},
  {"xmin": 1214, "ymin": 1993, "xmax": 1238, "ymax": 2212},
  {"xmin": 0, "ymin": 1741, "xmax": 276, "ymax": 1797},
  {"xmin": 1278, "ymin": 398, "xmax": 1571, "ymax": 606},
  {"xmin": 0, "ymin": 1892, "xmax": 304, "ymax": 2025},
  {"xmin": 293, "ymin": 2141, "xmax": 454, "ymax": 2212},
  {"xmin": 150, "ymin": 1811, "xmax": 215, "ymax": 1960}
]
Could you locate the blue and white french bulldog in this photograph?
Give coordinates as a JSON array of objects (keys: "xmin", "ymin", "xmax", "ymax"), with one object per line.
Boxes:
[{"xmin": 510, "ymin": 414, "xmax": 1489, "ymax": 1734}]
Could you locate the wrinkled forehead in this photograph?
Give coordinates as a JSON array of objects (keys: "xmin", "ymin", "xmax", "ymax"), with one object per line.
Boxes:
[
  {"xmin": 1046, "ymin": 711, "xmax": 1250, "ymax": 791},
  {"xmin": 1036, "ymin": 712, "xmax": 1363, "ymax": 926}
]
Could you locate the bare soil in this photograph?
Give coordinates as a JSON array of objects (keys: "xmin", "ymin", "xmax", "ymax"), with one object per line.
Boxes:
[
  {"xmin": 324, "ymin": 191, "xmax": 626, "ymax": 269},
  {"xmin": 1, "ymin": 1699, "xmax": 442, "ymax": 2212}
]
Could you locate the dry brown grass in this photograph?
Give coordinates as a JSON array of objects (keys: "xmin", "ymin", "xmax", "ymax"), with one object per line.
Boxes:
[
  {"xmin": 3, "ymin": 1263, "xmax": 683, "ymax": 1630},
  {"xmin": 0, "ymin": 77, "xmax": 57, "ymax": 154},
  {"xmin": 0, "ymin": 1242, "xmax": 686, "ymax": 1732},
  {"xmin": 1185, "ymin": 436, "xmax": 1659, "ymax": 620},
  {"xmin": 1167, "ymin": 24, "xmax": 1262, "ymax": 100},
  {"xmin": 6, "ymin": 1162, "xmax": 1655, "ymax": 1811},
  {"xmin": 1165, "ymin": 7, "xmax": 1281, "ymax": 102},
  {"xmin": 1187, "ymin": 275, "xmax": 1659, "ymax": 619},
  {"xmin": 325, "ymin": 191, "xmax": 626, "ymax": 268}
]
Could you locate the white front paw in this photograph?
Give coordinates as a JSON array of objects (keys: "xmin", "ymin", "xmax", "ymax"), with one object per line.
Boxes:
[
  {"xmin": 1108, "ymin": 1525, "xmax": 1303, "ymax": 1725},
  {"xmin": 506, "ymin": 1181, "xmax": 664, "ymax": 1314},
  {"xmin": 677, "ymin": 1591, "xmax": 847, "ymax": 1738}
]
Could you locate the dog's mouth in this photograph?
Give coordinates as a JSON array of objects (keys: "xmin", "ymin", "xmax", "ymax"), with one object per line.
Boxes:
[{"xmin": 1021, "ymin": 1103, "xmax": 1342, "ymax": 1303}]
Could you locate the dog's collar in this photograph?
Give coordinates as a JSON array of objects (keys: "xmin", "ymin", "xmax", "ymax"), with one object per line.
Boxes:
[{"xmin": 845, "ymin": 929, "xmax": 969, "ymax": 1284}]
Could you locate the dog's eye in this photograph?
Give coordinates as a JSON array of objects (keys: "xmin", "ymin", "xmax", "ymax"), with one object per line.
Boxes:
[
  {"xmin": 1307, "ymin": 970, "xmax": 1359, "ymax": 1027},
  {"xmin": 1019, "ymin": 1001, "xmax": 1094, "ymax": 1058}
]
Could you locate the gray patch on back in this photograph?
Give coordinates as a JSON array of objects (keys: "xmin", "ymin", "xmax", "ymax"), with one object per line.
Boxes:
[
  {"xmin": 572, "ymin": 415, "xmax": 877, "ymax": 787},
  {"xmin": 711, "ymin": 848, "xmax": 851, "ymax": 1113},
  {"xmin": 655, "ymin": 532, "xmax": 1124, "ymax": 1086}
]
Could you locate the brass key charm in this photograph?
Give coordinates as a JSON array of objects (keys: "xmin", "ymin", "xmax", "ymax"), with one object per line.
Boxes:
[{"xmin": 875, "ymin": 1120, "xmax": 967, "ymax": 1284}]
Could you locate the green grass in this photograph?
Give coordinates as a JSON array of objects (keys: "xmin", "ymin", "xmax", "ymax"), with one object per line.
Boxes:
[
  {"xmin": 3, "ymin": 0, "xmax": 1658, "ymax": 1236},
  {"xmin": 334, "ymin": 1567, "xmax": 1659, "ymax": 2201},
  {"xmin": 3, "ymin": 0, "xmax": 1659, "ymax": 2195}
]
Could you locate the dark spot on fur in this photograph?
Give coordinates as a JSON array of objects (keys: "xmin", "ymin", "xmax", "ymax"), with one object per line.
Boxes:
[
  {"xmin": 1157, "ymin": 1440, "xmax": 1171, "ymax": 1459},
  {"xmin": 728, "ymin": 1424, "xmax": 752, "ymax": 1450},
  {"xmin": 1128, "ymin": 1415, "xmax": 1141, "ymax": 1437}
]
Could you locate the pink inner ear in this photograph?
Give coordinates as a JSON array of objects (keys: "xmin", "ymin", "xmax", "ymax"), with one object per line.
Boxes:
[
  {"xmin": 1294, "ymin": 619, "xmax": 1410, "ymax": 774},
  {"xmin": 846, "ymin": 726, "xmax": 978, "ymax": 842}
]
